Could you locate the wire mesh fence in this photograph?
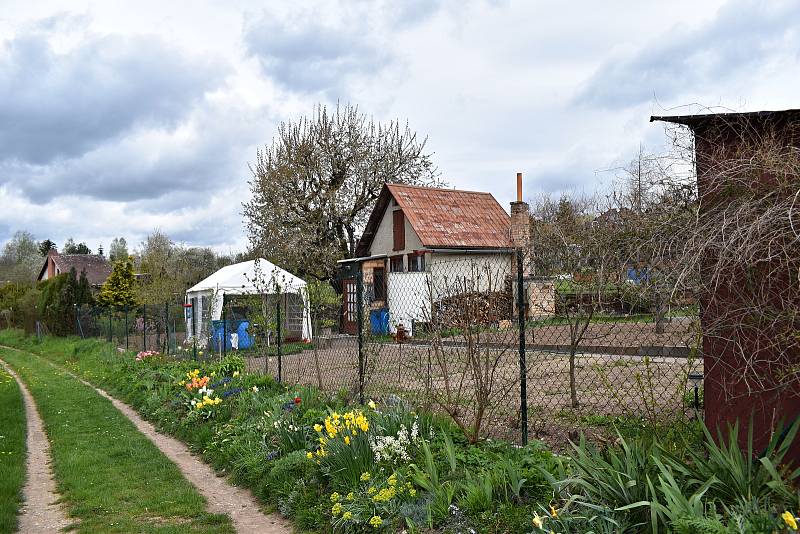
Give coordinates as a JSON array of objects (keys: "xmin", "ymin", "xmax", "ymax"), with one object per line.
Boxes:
[
  {"xmin": 246, "ymin": 252, "xmax": 700, "ymax": 445},
  {"xmin": 35, "ymin": 250, "xmax": 701, "ymax": 445},
  {"xmin": 73, "ymin": 303, "xmax": 189, "ymax": 354}
]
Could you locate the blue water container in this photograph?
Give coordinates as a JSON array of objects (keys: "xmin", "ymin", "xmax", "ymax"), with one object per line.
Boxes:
[{"xmin": 369, "ymin": 308, "xmax": 390, "ymax": 335}]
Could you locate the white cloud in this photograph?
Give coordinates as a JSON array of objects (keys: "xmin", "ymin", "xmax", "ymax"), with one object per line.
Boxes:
[{"xmin": 2, "ymin": 0, "xmax": 798, "ymax": 255}]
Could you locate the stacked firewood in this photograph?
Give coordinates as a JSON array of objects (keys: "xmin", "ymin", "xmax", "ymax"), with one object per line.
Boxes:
[{"xmin": 433, "ymin": 291, "xmax": 512, "ymax": 328}]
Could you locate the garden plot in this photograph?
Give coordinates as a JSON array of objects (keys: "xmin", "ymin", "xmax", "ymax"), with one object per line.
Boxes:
[{"xmin": 246, "ymin": 335, "xmax": 701, "ymax": 442}]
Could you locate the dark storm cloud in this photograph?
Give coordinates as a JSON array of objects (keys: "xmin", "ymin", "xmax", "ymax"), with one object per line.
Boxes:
[
  {"xmin": 0, "ymin": 17, "xmax": 226, "ymax": 165},
  {"xmin": 574, "ymin": 0, "xmax": 800, "ymax": 108},
  {"xmin": 243, "ymin": 10, "xmax": 390, "ymax": 93}
]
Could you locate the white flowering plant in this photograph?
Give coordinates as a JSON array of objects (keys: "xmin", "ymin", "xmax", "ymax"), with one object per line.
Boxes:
[{"xmin": 368, "ymin": 405, "xmax": 433, "ymax": 468}]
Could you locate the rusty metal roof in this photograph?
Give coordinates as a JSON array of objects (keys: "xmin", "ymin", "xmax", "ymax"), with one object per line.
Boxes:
[{"xmin": 355, "ymin": 184, "xmax": 511, "ymax": 256}]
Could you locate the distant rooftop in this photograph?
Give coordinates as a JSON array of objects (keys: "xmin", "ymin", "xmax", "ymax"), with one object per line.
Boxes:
[{"xmin": 37, "ymin": 251, "xmax": 112, "ymax": 285}]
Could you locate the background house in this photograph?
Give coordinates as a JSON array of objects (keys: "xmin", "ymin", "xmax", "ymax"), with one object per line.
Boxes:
[{"xmin": 37, "ymin": 249, "xmax": 112, "ymax": 287}]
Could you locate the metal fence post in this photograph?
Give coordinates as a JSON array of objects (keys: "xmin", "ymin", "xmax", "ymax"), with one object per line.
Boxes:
[
  {"xmin": 276, "ymin": 299, "xmax": 282, "ymax": 383},
  {"xmin": 517, "ymin": 248, "xmax": 529, "ymax": 445},
  {"xmin": 356, "ymin": 270, "xmax": 365, "ymax": 405},
  {"xmin": 108, "ymin": 308, "xmax": 112, "ymax": 343},
  {"xmin": 222, "ymin": 308, "xmax": 228, "ymax": 358},
  {"xmin": 164, "ymin": 302, "xmax": 169, "ymax": 355},
  {"xmin": 142, "ymin": 304, "xmax": 147, "ymax": 351},
  {"xmin": 124, "ymin": 306, "xmax": 129, "ymax": 351}
]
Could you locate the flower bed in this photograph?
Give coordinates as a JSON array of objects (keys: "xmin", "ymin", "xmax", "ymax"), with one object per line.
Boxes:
[{"xmin": 1, "ymin": 331, "xmax": 798, "ymax": 534}]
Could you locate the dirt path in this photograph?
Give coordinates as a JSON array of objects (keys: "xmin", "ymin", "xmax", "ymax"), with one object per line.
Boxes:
[
  {"xmin": 0, "ymin": 359, "xmax": 73, "ymax": 533},
  {"xmin": 1, "ymin": 346, "xmax": 293, "ymax": 534}
]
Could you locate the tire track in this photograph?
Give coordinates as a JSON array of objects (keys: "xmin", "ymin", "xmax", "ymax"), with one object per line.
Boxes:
[{"xmin": 0, "ymin": 359, "xmax": 73, "ymax": 533}]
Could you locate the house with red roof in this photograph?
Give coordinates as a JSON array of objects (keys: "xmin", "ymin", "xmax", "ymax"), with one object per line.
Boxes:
[
  {"xmin": 37, "ymin": 249, "xmax": 112, "ymax": 288},
  {"xmin": 337, "ymin": 181, "xmax": 530, "ymax": 335}
]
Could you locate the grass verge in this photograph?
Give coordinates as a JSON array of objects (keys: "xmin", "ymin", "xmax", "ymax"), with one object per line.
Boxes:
[
  {"xmin": 0, "ymin": 345, "xmax": 235, "ymax": 534},
  {"xmin": 0, "ymin": 365, "xmax": 25, "ymax": 534}
]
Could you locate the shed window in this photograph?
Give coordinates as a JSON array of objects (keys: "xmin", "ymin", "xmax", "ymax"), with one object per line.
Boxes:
[
  {"xmin": 392, "ymin": 210, "xmax": 405, "ymax": 251},
  {"xmin": 390, "ymin": 256, "xmax": 404, "ymax": 273},
  {"xmin": 408, "ymin": 253, "xmax": 425, "ymax": 272},
  {"xmin": 373, "ymin": 267, "xmax": 386, "ymax": 300}
]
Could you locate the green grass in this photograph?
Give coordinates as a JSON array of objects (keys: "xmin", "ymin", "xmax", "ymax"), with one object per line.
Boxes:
[
  {"xmin": 0, "ymin": 365, "xmax": 25, "ymax": 534},
  {"xmin": 0, "ymin": 345, "xmax": 235, "ymax": 534}
]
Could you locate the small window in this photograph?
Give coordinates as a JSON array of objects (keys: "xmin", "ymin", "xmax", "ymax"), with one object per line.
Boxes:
[
  {"xmin": 373, "ymin": 267, "xmax": 386, "ymax": 300},
  {"xmin": 390, "ymin": 256, "xmax": 404, "ymax": 273},
  {"xmin": 408, "ymin": 253, "xmax": 425, "ymax": 272},
  {"xmin": 410, "ymin": 254, "xmax": 425, "ymax": 272}
]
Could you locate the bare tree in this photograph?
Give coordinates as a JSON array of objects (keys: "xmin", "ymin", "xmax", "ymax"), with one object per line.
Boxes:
[
  {"xmin": 419, "ymin": 259, "xmax": 517, "ymax": 442},
  {"xmin": 243, "ymin": 103, "xmax": 441, "ymax": 281},
  {"xmin": 530, "ymin": 195, "xmax": 629, "ymax": 408}
]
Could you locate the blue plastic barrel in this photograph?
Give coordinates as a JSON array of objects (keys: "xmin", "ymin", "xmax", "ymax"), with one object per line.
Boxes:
[{"xmin": 370, "ymin": 308, "xmax": 390, "ymax": 335}]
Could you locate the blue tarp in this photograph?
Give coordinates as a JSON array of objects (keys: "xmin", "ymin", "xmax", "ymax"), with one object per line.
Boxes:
[{"xmin": 211, "ymin": 320, "xmax": 254, "ymax": 350}]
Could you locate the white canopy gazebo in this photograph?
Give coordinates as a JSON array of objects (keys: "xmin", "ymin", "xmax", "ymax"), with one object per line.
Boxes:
[{"xmin": 185, "ymin": 258, "xmax": 312, "ymax": 342}]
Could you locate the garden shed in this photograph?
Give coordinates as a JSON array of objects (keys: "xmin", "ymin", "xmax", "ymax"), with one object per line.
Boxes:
[{"xmin": 185, "ymin": 259, "xmax": 312, "ymax": 344}]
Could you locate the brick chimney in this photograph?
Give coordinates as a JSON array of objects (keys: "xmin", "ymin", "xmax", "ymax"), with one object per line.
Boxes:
[{"xmin": 510, "ymin": 172, "xmax": 531, "ymax": 275}]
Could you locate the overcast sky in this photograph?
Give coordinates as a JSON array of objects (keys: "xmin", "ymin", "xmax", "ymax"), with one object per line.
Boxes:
[{"xmin": 2, "ymin": 0, "xmax": 799, "ymax": 254}]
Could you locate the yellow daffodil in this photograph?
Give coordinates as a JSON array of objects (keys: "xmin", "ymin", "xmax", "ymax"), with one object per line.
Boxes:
[
  {"xmin": 532, "ymin": 513, "xmax": 545, "ymax": 529},
  {"xmin": 368, "ymin": 400, "xmax": 377, "ymax": 409},
  {"xmin": 550, "ymin": 505, "xmax": 558, "ymax": 518},
  {"xmin": 344, "ymin": 436, "xmax": 350, "ymax": 445},
  {"xmin": 783, "ymin": 511, "xmax": 798, "ymax": 531},
  {"xmin": 306, "ymin": 452, "xmax": 313, "ymax": 459},
  {"xmin": 314, "ymin": 424, "xmax": 322, "ymax": 432}
]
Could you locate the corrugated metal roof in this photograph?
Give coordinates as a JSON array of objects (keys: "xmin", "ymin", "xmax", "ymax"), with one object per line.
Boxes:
[{"xmin": 385, "ymin": 183, "xmax": 511, "ymax": 249}]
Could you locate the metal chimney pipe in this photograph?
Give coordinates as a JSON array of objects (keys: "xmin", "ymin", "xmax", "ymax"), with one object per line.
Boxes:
[{"xmin": 516, "ymin": 172, "xmax": 523, "ymax": 202}]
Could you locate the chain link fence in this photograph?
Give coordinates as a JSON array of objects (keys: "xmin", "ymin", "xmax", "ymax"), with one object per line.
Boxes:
[
  {"xmin": 246, "ymin": 252, "xmax": 701, "ymax": 445},
  {"xmin": 29, "ymin": 250, "xmax": 701, "ymax": 445},
  {"xmin": 70, "ymin": 303, "xmax": 189, "ymax": 354}
]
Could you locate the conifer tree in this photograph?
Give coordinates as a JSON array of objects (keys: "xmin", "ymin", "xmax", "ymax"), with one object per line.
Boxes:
[{"xmin": 97, "ymin": 258, "xmax": 138, "ymax": 308}]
